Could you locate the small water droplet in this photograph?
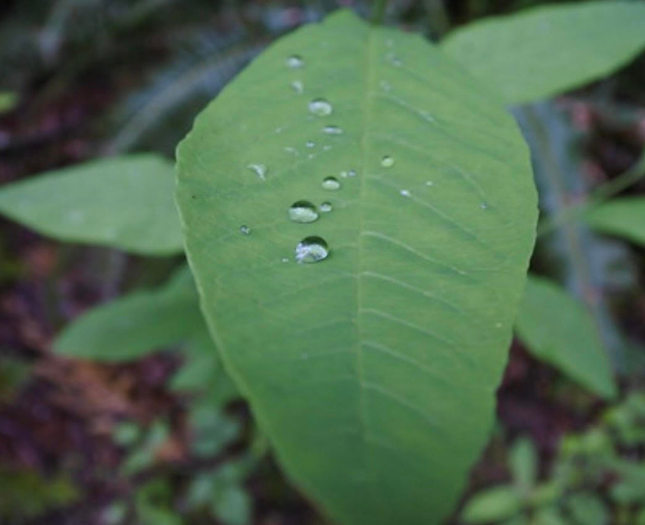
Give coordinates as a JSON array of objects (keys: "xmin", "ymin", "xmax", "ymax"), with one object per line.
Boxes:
[
  {"xmin": 480, "ymin": 203, "xmax": 488, "ymax": 210},
  {"xmin": 295, "ymin": 236, "xmax": 329, "ymax": 264},
  {"xmin": 386, "ymin": 52, "xmax": 402, "ymax": 67},
  {"xmin": 379, "ymin": 80, "xmax": 392, "ymax": 92},
  {"xmin": 381, "ymin": 156, "xmax": 394, "ymax": 167},
  {"xmin": 400, "ymin": 189, "xmax": 411, "ymax": 198},
  {"xmin": 281, "ymin": 257, "xmax": 289, "ymax": 263},
  {"xmin": 322, "ymin": 177, "xmax": 341, "ymax": 190},
  {"xmin": 322, "ymin": 125, "xmax": 343, "ymax": 135},
  {"xmin": 284, "ymin": 147, "xmax": 299, "ymax": 155},
  {"xmin": 240, "ymin": 225, "xmax": 251, "ymax": 235},
  {"xmin": 308, "ymin": 98, "xmax": 332, "ymax": 117},
  {"xmin": 248, "ymin": 163, "xmax": 267, "ymax": 180},
  {"xmin": 308, "ymin": 153, "xmax": 314, "ymax": 159},
  {"xmin": 425, "ymin": 181, "xmax": 434, "ymax": 186},
  {"xmin": 319, "ymin": 202, "xmax": 332, "ymax": 213},
  {"xmin": 288, "ymin": 200, "xmax": 319, "ymax": 223},
  {"xmin": 322, "ymin": 145, "xmax": 331, "ymax": 151},
  {"xmin": 275, "ymin": 126, "xmax": 284, "ymax": 133},
  {"xmin": 306, "ymin": 141, "xmax": 315, "ymax": 148},
  {"xmin": 286, "ymin": 55, "xmax": 304, "ymax": 68},
  {"xmin": 340, "ymin": 171, "xmax": 348, "ymax": 178},
  {"xmin": 347, "ymin": 169, "xmax": 357, "ymax": 177},
  {"xmin": 291, "ymin": 80, "xmax": 304, "ymax": 94}
]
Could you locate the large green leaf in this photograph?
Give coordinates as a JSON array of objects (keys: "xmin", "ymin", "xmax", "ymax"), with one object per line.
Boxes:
[
  {"xmin": 441, "ymin": 1, "xmax": 645, "ymax": 105},
  {"xmin": 585, "ymin": 198, "xmax": 645, "ymax": 248},
  {"xmin": 0, "ymin": 154, "xmax": 183, "ymax": 256},
  {"xmin": 176, "ymin": 10, "xmax": 537, "ymax": 524},
  {"xmin": 54, "ymin": 266, "xmax": 202, "ymax": 360},
  {"xmin": 516, "ymin": 275, "xmax": 617, "ymax": 399}
]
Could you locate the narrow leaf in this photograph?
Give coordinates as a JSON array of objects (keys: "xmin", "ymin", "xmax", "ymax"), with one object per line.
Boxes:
[
  {"xmin": 516, "ymin": 276, "xmax": 617, "ymax": 399},
  {"xmin": 177, "ymin": 10, "xmax": 537, "ymax": 524},
  {"xmin": 0, "ymin": 154, "xmax": 183, "ymax": 256},
  {"xmin": 441, "ymin": 1, "xmax": 645, "ymax": 105},
  {"xmin": 585, "ymin": 198, "xmax": 645, "ymax": 247},
  {"xmin": 54, "ymin": 266, "xmax": 202, "ymax": 360}
]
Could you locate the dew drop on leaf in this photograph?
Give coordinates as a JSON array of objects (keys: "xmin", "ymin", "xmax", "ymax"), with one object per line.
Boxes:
[
  {"xmin": 288, "ymin": 200, "xmax": 319, "ymax": 223},
  {"xmin": 322, "ymin": 125, "xmax": 343, "ymax": 135},
  {"xmin": 295, "ymin": 236, "xmax": 329, "ymax": 264},
  {"xmin": 240, "ymin": 225, "xmax": 251, "ymax": 235},
  {"xmin": 400, "ymin": 190, "xmax": 411, "ymax": 198},
  {"xmin": 426, "ymin": 181, "xmax": 434, "ymax": 186},
  {"xmin": 480, "ymin": 203, "xmax": 488, "ymax": 210},
  {"xmin": 291, "ymin": 80, "xmax": 304, "ymax": 94},
  {"xmin": 322, "ymin": 177, "xmax": 341, "ymax": 190},
  {"xmin": 319, "ymin": 202, "xmax": 332, "ymax": 213},
  {"xmin": 347, "ymin": 169, "xmax": 357, "ymax": 177},
  {"xmin": 381, "ymin": 156, "xmax": 394, "ymax": 167},
  {"xmin": 306, "ymin": 141, "xmax": 315, "ymax": 148},
  {"xmin": 308, "ymin": 98, "xmax": 333, "ymax": 117},
  {"xmin": 247, "ymin": 163, "xmax": 267, "ymax": 180},
  {"xmin": 286, "ymin": 55, "xmax": 304, "ymax": 68}
]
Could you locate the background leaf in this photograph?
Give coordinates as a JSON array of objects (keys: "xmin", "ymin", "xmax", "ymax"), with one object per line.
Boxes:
[
  {"xmin": 585, "ymin": 198, "xmax": 645, "ymax": 247},
  {"xmin": 177, "ymin": 10, "xmax": 537, "ymax": 524},
  {"xmin": 54, "ymin": 266, "xmax": 202, "ymax": 360},
  {"xmin": 441, "ymin": 1, "xmax": 645, "ymax": 105},
  {"xmin": 0, "ymin": 154, "xmax": 183, "ymax": 256},
  {"xmin": 516, "ymin": 275, "xmax": 617, "ymax": 399},
  {"xmin": 460, "ymin": 486, "xmax": 522, "ymax": 524}
]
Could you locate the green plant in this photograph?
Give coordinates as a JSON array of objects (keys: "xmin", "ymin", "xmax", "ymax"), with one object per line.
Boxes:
[{"xmin": 2, "ymin": 1, "xmax": 645, "ymax": 523}]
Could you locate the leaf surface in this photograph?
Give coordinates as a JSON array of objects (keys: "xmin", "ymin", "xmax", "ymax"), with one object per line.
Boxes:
[
  {"xmin": 516, "ymin": 275, "xmax": 616, "ymax": 399},
  {"xmin": 441, "ymin": 1, "xmax": 645, "ymax": 105},
  {"xmin": 176, "ymin": 10, "xmax": 537, "ymax": 524},
  {"xmin": 585, "ymin": 198, "xmax": 645, "ymax": 247},
  {"xmin": 0, "ymin": 154, "xmax": 182, "ymax": 255}
]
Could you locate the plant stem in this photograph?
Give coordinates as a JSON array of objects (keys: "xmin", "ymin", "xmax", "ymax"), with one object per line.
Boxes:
[{"xmin": 371, "ymin": 0, "xmax": 389, "ymax": 25}]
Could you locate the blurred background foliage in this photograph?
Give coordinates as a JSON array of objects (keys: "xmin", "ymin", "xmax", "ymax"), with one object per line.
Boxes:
[{"xmin": 1, "ymin": 0, "xmax": 645, "ymax": 524}]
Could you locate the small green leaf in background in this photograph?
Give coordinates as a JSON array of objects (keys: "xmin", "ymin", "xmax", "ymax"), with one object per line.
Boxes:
[
  {"xmin": 585, "ymin": 198, "xmax": 645, "ymax": 248},
  {"xmin": 509, "ymin": 437, "xmax": 537, "ymax": 494},
  {"xmin": 177, "ymin": 9, "xmax": 537, "ymax": 524},
  {"xmin": 461, "ymin": 486, "xmax": 522, "ymax": 524},
  {"xmin": 565, "ymin": 492, "xmax": 609, "ymax": 525},
  {"xmin": 0, "ymin": 91, "xmax": 18, "ymax": 113},
  {"xmin": 188, "ymin": 404, "xmax": 240, "ymax": 458},
  {"xmin": 532, "ymin": 506, "xmax": 568, "ymax": 525},
  {"xmin": 441, "ymin": 1, "xmax": 645, "ymax": 105},
  {"xmin": 0, "ymin": 154, "xmax": 183, "ymax": 256},
  {"xmin": 54, "ymin": 265, "xmax": 202, "ymax": 360},
  {"xmin": 516, "ymin": 276, "xmax": 617, "ymax": 400}
]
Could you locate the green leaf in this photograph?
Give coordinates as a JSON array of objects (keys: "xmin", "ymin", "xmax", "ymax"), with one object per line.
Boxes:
[
  {"xmin": 565, "ymin": 493, "xmax": 609, "ymax": 525},
  {"xmin": 585, "ymin": 198, "xmax": 645, "ymax": 247},
  {"xmin": 516, "ymin": 276, "xmax": 617, "ymax": 400},
  {"xmin": 0, "ymin": 91, "xmax": 18, "ymax": 113},
  {"xmin": 54, "ymin": 266, "xmax": 203, "ymax": 360},
  {"xmin": 0, "ymin": 154, "xmax": 183, "ymax": 256},
  {"xmin": 509, "ymin": 437, "xmax": 537, "ymax": 493},
  {"xmin": 212, "ymin": 486, "xmax": 251, "ymax": 525},
  {"xmin": 461, "ymin": 486, "xmax": 522, "ymax": 524},
  {"xmin": 441, "ymin": 1, "xmax": 645, "ymax": 105},
  {"xmin": 176, "ymin": 10, "xmax": 537, "ymax": 524}
]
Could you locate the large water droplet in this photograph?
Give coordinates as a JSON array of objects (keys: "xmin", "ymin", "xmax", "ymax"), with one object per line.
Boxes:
[
  {"xmin": 288, "ymin": 200, "xmax": 319, "ymax": 223},
  {"xmin": 286, "ymin": 55, "xmax": 304, "ymax": 68},
  {"xmin": 240, "ymin": 225, "xmax": 251, "ymax": 235},
  {"xmin": 322, "ymin": 177, "xmax": 341, "ymax": 190},
  {"xmin": 248, "ymin": 163, "xmax": 267, "ymax": 180},
  {"xmin": 319, "ymin": 202, "xmax": 332, "ymax": 213},
  {"xmin": 291, "ymin": 80, "xmax": 304, "ymax": 94},
  {"xmin": 381, "ymin": 156, "xmax": 394, "ymax": 167},
  {"xmin": 323, "ymin": 125, "xmax": 343, "ymax": 135},
  {"xmin": 295, "ymin": 236, "xmax": 329, "ymax": 264},
  {"xmin": 308, "ymin": 98, "xmax": 332, "ymax": 117}
]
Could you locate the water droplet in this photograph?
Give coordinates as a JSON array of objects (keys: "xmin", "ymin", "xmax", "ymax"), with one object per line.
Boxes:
[
  {"xmin": 322, "ymin": 177, "xmax": 341, "ymax": 190},
  {"xmin": 386, "ymin": 52, "xmax": 402, "ymax": 67},
  {"xmin": 275, "ymin": 126, "xmax": 284, "ymax": 133},
  {"xmin": 248, "ymin": 163, "xmax": 267, "ymax": 180},
  {"xmin": 347, "ymin": 169, "xmax": 357, "ymax": 177},
  {"xmin": 295, "ymin": 236, "xmax": 329, "ymax": 264},
  {"xmin": 240, "ymin": 225, "xmax": 250, "ymax": 235},
  {"xmin": 381, "ymin": 156, "xmax": 394, "ymax": 167},
  {"xmin": 291, "ymin": 80, "xmax": 304, "ymax": 94},
  {"xmin": 400, "ymin": 189, "xmax": 411, "ymax": 198},
  {"xmin": 286, "ymin": 55, "xmax": 304, "ymax": 68},
  {"xmin": 480, "ymin": 203, "xmax": 488, "ymax": 210},
  {"xmin": 288, "ymin": 200, "xmax": 319, "ymax": 223},
  {"xmin": 379, "ymin": 80, "xmax": 392, "ymax": 92},
  {"xmin": 308, "ymin": 98, "xmax": 332, "ymax": 117},
  {"xmin": 281, "ymin": 258, "xmax": 289, "ymax": 263},
  {"xmin": 306, "ymin": 141, "xmax": 315, "ymax": 148},
  {"xmin": 319, "ymin": 202, "xmax": 332, "ymax": 213},
  {"xmin": 284, "ymin": 147, "xmax": 299, "ymax": 155},
  {"xmin": 340, "ymin": 170, "xmax": 348, "ymax": 178},
  {"xmin": 307, "ymin": 153, "xmax": 314, "ymax": 159},
  {"xmin": 322, "ymin": 145, "xmax": 331, "ymax": 151},
  {"xmin": 323, "ymin": 125, "xmax": 343, "ymax": 135},
  {"xmin": 425, "ymin": 181, "xmax": 434, "ymax": 186}
]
